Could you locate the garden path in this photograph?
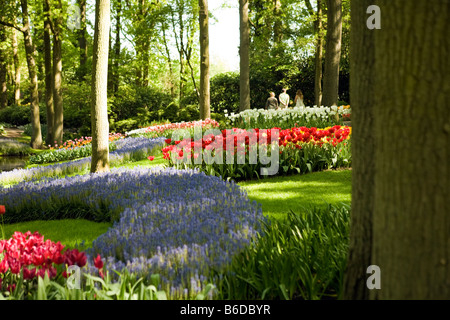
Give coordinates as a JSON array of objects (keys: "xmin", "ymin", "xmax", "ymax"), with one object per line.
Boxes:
[{"xmin": 2, "ymin": 128, "xmax": 24, "ymax": 139}]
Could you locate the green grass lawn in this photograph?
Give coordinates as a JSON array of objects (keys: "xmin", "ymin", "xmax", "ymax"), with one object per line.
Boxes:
[{"xmin": 240, "ymin": 169, "xmax": 352, "ymax": 220}]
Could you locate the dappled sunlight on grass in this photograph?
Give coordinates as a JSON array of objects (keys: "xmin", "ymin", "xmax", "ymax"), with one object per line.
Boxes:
[{"xmin": 239, "ymin": 169, "xmax": 352, "ymax": 220}]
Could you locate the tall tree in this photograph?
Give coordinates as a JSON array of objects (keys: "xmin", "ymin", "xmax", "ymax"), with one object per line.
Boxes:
[
  {"xmin": 77, "ymin": 0, "xmax": 88, "ymax": 80},
  {"xmin": 43, "ymin": 0, "xmax": 54, "ymax": 145},
  {"xmin": 198, "ymin": 0, "xmax": 209, "ymax": 119},
  {"xmin": 342, "ymin": 0, "xmax": 375, "ymax": 300},
  {"xmin": 345, "ymin": 0, "xmax": 450, "ymax": 299},
  {"xmin": 11, "ymin": 26, "xmax": 20, "ymax": 105},
  {"xmin": 90, "ymin": 0, "xmax": 111, "ymax": 173},
  {"xmin": 49, "ymin": 0, "xmax": 64, "ymax": 145},
  {"xmin": 0, "ymin": 0, "xmax": 43, "ymax": 147},
  {"xmin": 239, "ymin": 0, "xmax": 250, "ymax": 111},
  {"xmin": 322, "ymin": 0, "xmax": 342, "ymax": 107},
  {"xmin": 314, "ymin": 0, "xmax": 323, "ymax": 107},
  {"xmin": 21, "ymin": 0, "xmax": 42, "ymax": 148},
  {"xmin": 0, "ymin": 23, "xmax": 7, "ymax": 109}
]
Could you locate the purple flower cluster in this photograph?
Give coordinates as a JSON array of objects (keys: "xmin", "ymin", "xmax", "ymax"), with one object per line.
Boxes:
[
  {"xmin": 0, "ymin": 166, "xmax": 265, "ymax": 298},
  {"xmin": 0, "ymin": 137, "xmax": 165, "ymax": 186}
]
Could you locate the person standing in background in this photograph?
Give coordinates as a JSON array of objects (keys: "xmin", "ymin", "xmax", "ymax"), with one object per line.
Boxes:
[
  {"xmin": 294, "ymin": 89, "xmax": 305, "ymax": 107},
  {"xmin": 265, "ymin": 92, "xmax": 278, "ymax": 110},
  {"xmin": 279, "ymin": 88, "xmax": 290, "ymax": 109}
]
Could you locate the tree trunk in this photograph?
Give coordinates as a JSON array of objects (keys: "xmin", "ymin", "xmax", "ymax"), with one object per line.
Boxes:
[
  {"xmin": 21, "ymin": 0, "xmax": 42, "ymax": 149},
  {"xmin": 77, "ymin": 0, "xmax": 88, "ymax": 80},
  {"xmin": 52, "ymin": 0, "xmax": 64, "ymax": 145},
  {"xmin": 0, "ymin": 24, "xmax": 7, "ymax": 109},
  {"xmin": 322, "ymin": 0, "xmax": 342, "ymax": 107},
  {"xmin": 371, "ymin": 0, "xmax": 450, "ymax": 300},
  {"xmin": 113, "ymin": 0, "xmax": 121, "ymax": 93},
  {"xmin": 199, "ymin": 0, "xmax": 210, "ymax": 120},
  {"xmin": 90, "ymin": 0, "xmax": 110, "ymax": 173},
  {"xmin": 314, "ymin": 0, "xmax": 323, "ymax": 107},
  {"xmin": 12, "ymin": 26, "xmax": 21, "ymax": 105},
  {"xmin": 239, "ymin": 0, "xmax": 250, "ymax": 112},
  {"xmin": 272, "ymin": 0, "xmax": 282, "ymax": 45},
  {"xmin": 342, "ymin": 0, "xmax": 375, "ymax": 300},
  {"xmin": 44, "ymin": 0, "xmax": 54, "ymax": 145},
  {"xmin": 346, "ymin": 0, "xmax": 450, "ymax": 300}
]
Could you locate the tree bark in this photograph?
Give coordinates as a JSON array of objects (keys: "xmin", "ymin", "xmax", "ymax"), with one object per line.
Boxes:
[
  {"xmin": 0, "ymin": 24, "xmax": 7, "ymax": 109},
  {"xmin": 12, "ymin": 25, "xmax": 21, "ymax": 105},
  {"xmin": 44, "ymin": 0, "xmax": 54, "ymax": 145},
  {"xmin": 346, "ymin": 0, "xmax": 450, "ymax": 300},
  {"xmin": 342, "ymin": 0, "xmax": 375, "ymax": 300},
  {"xmin": 371, "ymin": 0, "xmax": 450, "ymax": 300},
  {"xmin": 239, "ymin": 0, "xmax": 250, "ymax": 112},
  {"xmin": 273, "ymin": 0, "xmax": 282, "ymax": 45},
  {"xmin": 52, "ymin": 0, "xmax": 64, "ymax": 145},
  {"xmin": 21, "ymin": 0, "xmax": 42, "ymax": 149},
  {"xmin": 90, "ymin": 0, "xmax": 111, "ymax": 173},
  {"xmin": 113, "ymin": 0, "xmax": 121, "ymax": 93},
  {"xmin": 199, "ymin": 0, "xmax": 210, "ymax": 120},
  {"xmin": 322, "ymin": 0, "xmax": 342, "ymax": 107},
  {"xmin": 314, "ymin": 0, "xmax": 323, "ymax": 107},
  {"xmin": 77, "ymin": 0, "xmax": 88, "ymax": 80}
]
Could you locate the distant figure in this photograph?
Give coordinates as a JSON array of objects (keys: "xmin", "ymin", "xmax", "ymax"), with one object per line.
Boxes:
[
  {"xmin": 279, "ymin": 88, "xmax": 290, "ymax": 109},
  {"xmin": 294, "ymin": 89, "xmax": 305, "ymax": 107},
  {"xmin": 265, "ymin": 92, "xmax": 278, "ymax": 110}
]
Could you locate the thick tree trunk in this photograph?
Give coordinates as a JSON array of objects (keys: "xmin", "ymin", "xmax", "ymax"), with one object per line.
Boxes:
[
  {"xmin": 12, "ymin": 26, "xmax": 21, "ymax": 105},
  {"xmin": 52, "ymin": 0, "xmax": 64, "ymax": 145},
  {"xmin": 314, "ymin": 0, "xmax": 323, "ymax": 107},
  {"xmin": 90, "ymin": 0, "xmax": 110, "ymax": 173},
  {"xmin": 21, "ymin": 0, "xmax": 42, "ymax": 149},
  {"xmin": 370, "ymin": 0, "xmax": 450, "ymax": 300},
  {"xmin": 346, "ymin": 0, "xmax": 450, "ymax": 300},
  {"xmin": 44, "ymin": 0, "xmax": 54, "ymax": 145},
  {"xmin": 239, "ymin": 0, "xmax": 250, "ymax": 112},
  {"xmin": 199, "ymin": 0, "xmax": 210, "ymax": 120},
  {"xmin": 342, "ymin": 0, "xmax": 375, "ymax": 300},
  {"xmin": 322, "ymin": 0, "xmax": 342, "ymax": 107}
]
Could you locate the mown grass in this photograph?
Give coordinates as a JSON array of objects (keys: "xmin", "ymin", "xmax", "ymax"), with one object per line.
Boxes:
[{"xmin": 2, "ymin": 219, "xmax": 112, "ymax": 249}]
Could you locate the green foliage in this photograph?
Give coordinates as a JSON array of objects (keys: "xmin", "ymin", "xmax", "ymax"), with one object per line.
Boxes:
[
  {"xmin": 210, "ymin": 72, "xmax": 240, "ymax": 114},
  {"xmin": 212, "ymin": 204, "xmax": 350, "ymax": 300},
  {"xmin": 0, "ymin": 270, "xmax": 172, "ymax": 300},
  {"xmin": 0, "ymin": 105, "xmax": 46, "ymax": 126}
]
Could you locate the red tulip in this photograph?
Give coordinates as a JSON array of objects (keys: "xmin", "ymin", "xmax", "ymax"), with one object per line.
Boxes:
[
  {"xmin": 148, "ymin": 156, "xmax": 155, "ymax": 161},
  {"xmin": 0, "ymin": 205, "xmax": 5, "ymax": 215},
  {"xmin": 94, "ymin": 254, "xmax": 104, "ymax": 269}
]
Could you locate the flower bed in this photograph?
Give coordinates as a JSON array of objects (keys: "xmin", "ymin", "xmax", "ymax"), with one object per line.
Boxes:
[
  {"xmin": 226, "ymin": 106, "xmax": 351, "ymax": 129},
  {"xmin": 0, "ymin": 167, "xmax": 264, "ymax": 298},
  {"xmin": 0, "ymin": 137, "xmax": 165, "ymax": 186},
  {"xmin": 126, "ymin": 118, "xmax": 220, "ymax": 138},
  {"xmin": 162, "ymin": 126, "xmax": 351, "ymax": 181},
  {"xmin": 28, "ymin": 133, "xmax": 125, "ymax": 165}
]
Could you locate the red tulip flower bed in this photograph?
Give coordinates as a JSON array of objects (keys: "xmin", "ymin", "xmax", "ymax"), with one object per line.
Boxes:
[
  {"xmin": 0, "ymin": 231, "xmax": 104, "ymax": 296},
  {"xmin": 161, "ymin": 125, "xmax": 352, "ymax": 181}
]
